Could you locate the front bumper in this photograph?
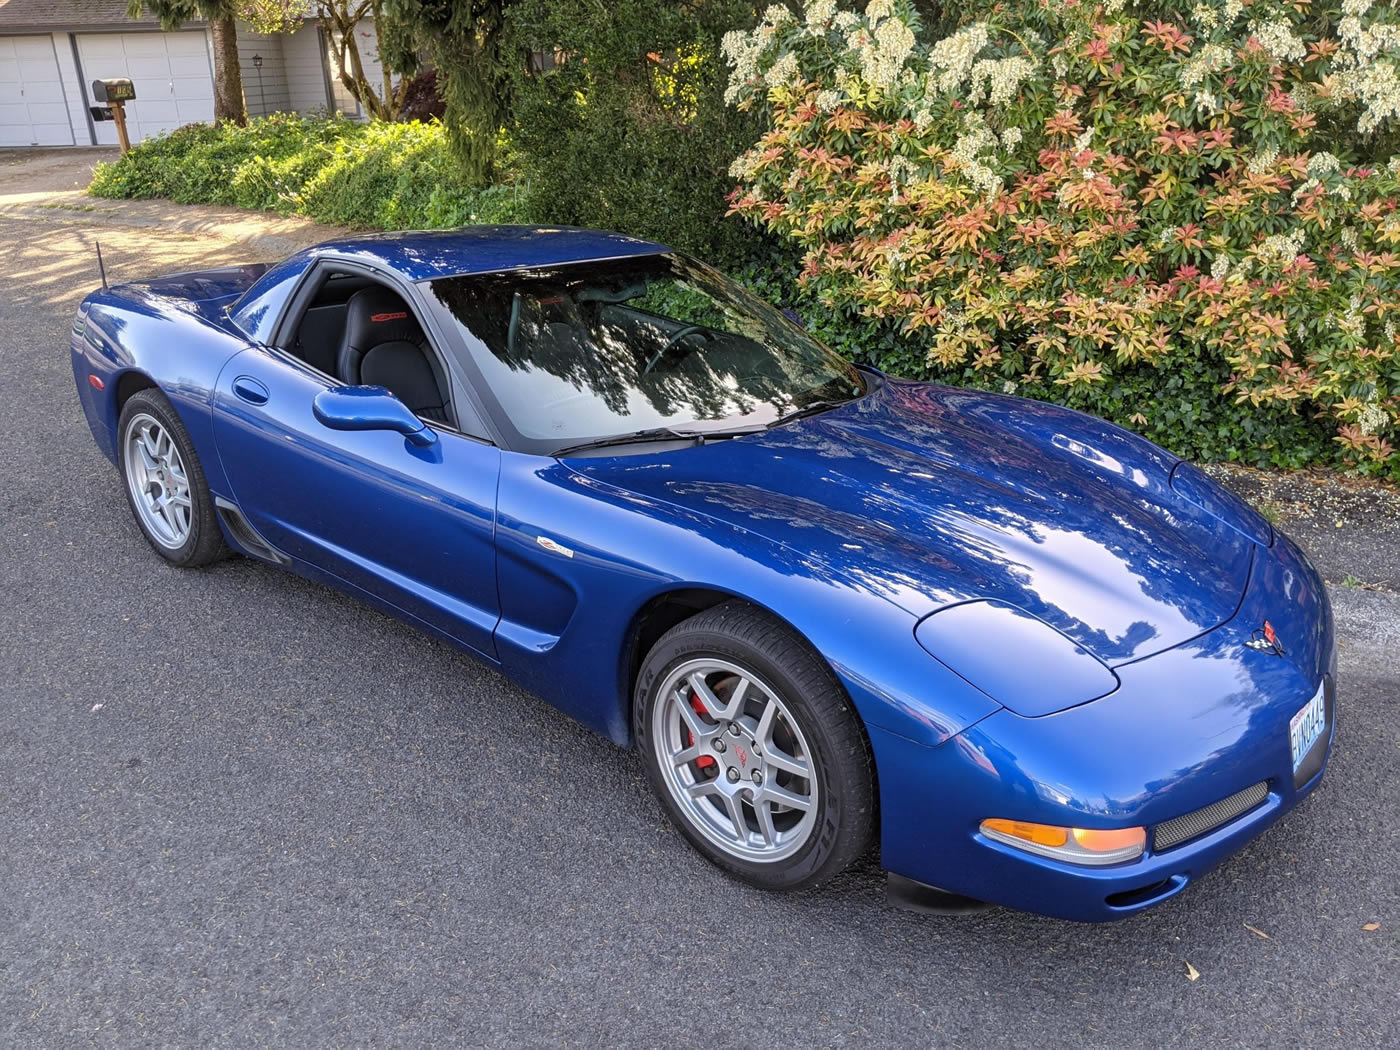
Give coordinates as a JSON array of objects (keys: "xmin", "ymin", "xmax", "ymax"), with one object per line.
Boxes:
[{"xmin": 874, "ymin": 531, "xmax": 1337, "ymax": 922}]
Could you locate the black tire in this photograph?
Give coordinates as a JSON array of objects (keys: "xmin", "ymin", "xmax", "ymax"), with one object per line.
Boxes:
[
  {"xmin": 117, "ymin": 388, "xmax": 230, "ymax": 568},
  {"xmin": 634, "ymin": 601, "xmax": 875, "ymax": 891}
]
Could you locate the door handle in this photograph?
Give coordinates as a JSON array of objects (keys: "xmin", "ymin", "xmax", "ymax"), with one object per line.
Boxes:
[{"xmin": 232, "ymin": 376, "xmax": 269, "ymax": 405}]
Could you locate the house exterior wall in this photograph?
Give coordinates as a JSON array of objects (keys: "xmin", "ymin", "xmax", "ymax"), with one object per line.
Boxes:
[
  {"xmin": 236, "ymin": 27, "xmax": 291, "ymax": 118},
  {"xmin": 282, "ymin": 22, "xmax": 332, "ymax": 114}
]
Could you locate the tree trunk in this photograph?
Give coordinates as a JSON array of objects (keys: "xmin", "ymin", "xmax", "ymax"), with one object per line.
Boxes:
[
  {"xmin": 209, "ymin": 15, "xmax": 248, "ymax": 126},
  {"xmin": 323, "ymin": 0, "xmax": 400, "ymax": 121}
]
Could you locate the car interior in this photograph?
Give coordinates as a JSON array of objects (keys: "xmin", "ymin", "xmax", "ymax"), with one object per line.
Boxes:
[{"xmin": 285, "ymin": 271, "xmax": 454, "ymax": 425}]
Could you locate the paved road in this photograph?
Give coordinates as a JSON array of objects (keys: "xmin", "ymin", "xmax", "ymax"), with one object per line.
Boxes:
[{"xmin": 0, "ymin": 213, "xmax": 1396, "ymax": 1049}]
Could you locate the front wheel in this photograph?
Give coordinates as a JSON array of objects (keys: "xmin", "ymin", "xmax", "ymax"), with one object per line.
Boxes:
[
  {"xmin": 117, "ymin": 388, "xmax": 229, "ymax": 567},
  {"xmin": 635, "ymin": 602, "xmax": 875, "ymax": 890}
]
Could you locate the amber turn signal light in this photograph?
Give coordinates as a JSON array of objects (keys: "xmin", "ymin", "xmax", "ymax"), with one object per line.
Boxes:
[{"xmin": 980, "ymin": 818, "xmax": 1146, "ymax": 866}]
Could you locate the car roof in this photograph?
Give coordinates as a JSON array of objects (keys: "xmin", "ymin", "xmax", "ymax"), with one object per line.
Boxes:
[{"xmin": 306, "ymin": 225, "xmax": 670, "ymax": 281}]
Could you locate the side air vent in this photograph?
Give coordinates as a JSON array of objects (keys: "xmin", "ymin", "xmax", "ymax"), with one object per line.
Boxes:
[
  {"xmin": 214, "ymin": 498, "xmax": 288, "ymax": 565},
  {"xmin": 1153, "ymin": 781, "xmax": 1269, "ymax": 852}
]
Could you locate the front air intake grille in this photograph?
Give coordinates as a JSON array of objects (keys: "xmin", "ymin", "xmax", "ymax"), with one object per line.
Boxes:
[{"xmin": 1153, "ymin": 781, "xmax": 1269, "ymax": 852}]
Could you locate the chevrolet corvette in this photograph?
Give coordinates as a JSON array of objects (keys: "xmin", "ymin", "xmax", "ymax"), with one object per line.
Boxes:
[{"xmin": 70, "ymin": 226, "xmax": 1336, "ymax": 920}]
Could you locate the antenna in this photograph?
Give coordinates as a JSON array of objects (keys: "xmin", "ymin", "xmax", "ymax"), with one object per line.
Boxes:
[{"xmin": 96, "ymin": 241, "xmax": 108, "ymax": 290}]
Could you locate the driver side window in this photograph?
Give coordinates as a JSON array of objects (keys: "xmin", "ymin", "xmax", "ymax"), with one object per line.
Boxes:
[{"xmin": 283, "ymin": 270, "xmax": 456, "ymax": 427}]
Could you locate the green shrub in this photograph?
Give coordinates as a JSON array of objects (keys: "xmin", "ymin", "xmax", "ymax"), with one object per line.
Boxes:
[
  {"xmin": 89, "ymin": 114, "xmax": 530, "ymax": 230},
  {"xmin": 503, "ymin": 0, "xmax": 768, "ymax": 265},
  {"xmin": 722, "ymin": 0, "xmax": 1400, "ymax": 478}
]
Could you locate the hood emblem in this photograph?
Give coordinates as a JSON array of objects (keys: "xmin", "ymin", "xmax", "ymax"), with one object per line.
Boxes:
[{"xmin": 1245, "ymin": 620, "xmax": 1286, "ymax": 656}]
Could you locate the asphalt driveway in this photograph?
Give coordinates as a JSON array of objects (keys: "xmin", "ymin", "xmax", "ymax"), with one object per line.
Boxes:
[{"xmin": 0, "ymin": 203, "xmax": 1396, "ymax": 1049}]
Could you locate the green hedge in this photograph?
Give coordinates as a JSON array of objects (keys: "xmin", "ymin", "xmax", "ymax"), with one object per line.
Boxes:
[{"xmin": 88, "ymin": 114, "xmax": 531, "ymax": 229}]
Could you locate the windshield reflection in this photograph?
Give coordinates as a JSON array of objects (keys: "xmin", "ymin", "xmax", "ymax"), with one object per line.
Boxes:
[{"xmin": 424, "ymin": 254, "xmax": 865, "ymax": 453}]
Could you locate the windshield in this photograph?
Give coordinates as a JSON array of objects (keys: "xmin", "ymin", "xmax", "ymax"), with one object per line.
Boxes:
[{"xmin": 422, "ymin": 253, "xmax": 867, "ymax": 454}]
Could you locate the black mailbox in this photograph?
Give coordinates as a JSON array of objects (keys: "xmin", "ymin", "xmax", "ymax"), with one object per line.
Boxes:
[{"xmin": 92, "ymin": 78, "xmax": 136, "ymax": 103}]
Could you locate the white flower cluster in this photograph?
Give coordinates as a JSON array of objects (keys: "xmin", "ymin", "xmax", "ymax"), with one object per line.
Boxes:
[
  {"xmin": 888, "ymin": 154, "xmax": 922, "ymax": 186},
  {"xmin": 1073, "ymin": 127, "xmax": 1094, "ymax": 152},
  {"xmin": 1191, "ymin": 4, "xmax": 1218, "ymax": 32},
  {"xmin": 728, "ymin": 149, "xmax": 759, "ymax": 180},
  {"xmin": 928, "ymin": 23, "xmax": 991, "ymax": 95},
  {"xmin": 722, "ymin": 2, "xmax": 821, "ymax": 104},
  {"xmin": 1339, "ymin": 59, "xmax": 1400, "ymax": 134},
  {"xmin": 1338, "ymin": 9, "xmax": 1400, "ymax": 59},
  {"xmin": 766, "ymin": 52, "xmax": 801, "ymax": 89},
  {"xmin": 721, "ymin": 28, "xmax": 764, "ymax": 104},
  {"xmin": 859, "ymin": 13, "xmax": 918, "ymax": 92},
  {"xmin": 1332, "ymin": 1, "xmax": 1400, "ymax": 133},
  {"xmin": 1179, "ymin": 43, "xmax": 1232, "ymax": 89},
  {"xmin": 816, "ymin": 88, "xmax": 841, "ymax": 111},
  {"xmin": 865, "ymin": 0, "xmax": 893, "ymax": 20},
  {"xmin": 1211, "ymin": 254, "xmax": 1232, "ymax": 279},
  {"xmin": 1246, "ymin": 145, "xmax": 1279, "ymax": 176},
  {"xmin": 1339, "ymin": 293, "xmax": 1365, "ymax": 339},
  {"xmin": 1001, "ymin": 126, "xmax": 1023, "ymax": 149},
  {"xmin": 1358, "ymin": 400, "xmax": 1391, "ymax": 437},
  {"xmin": 807, "ymin": 0, "xmax": 837, "ymax": 27},
  {"xmin": 951, "ymin": 126, "xmax": 1003, "ymax": 195},
  {"xmin": 1307, "ymin": 151, "xmax": 1342, "ymax": 179},
  {"xmin": 1194, "ymin": 90, "xmax": 1221, "ymax": 115},
  {"xmin": 1223, "ymin": 0, "xmax": 1244, "ymax": 23},
  {"xmin": 967, "ymin": 56, "xmax": 1038, "ymax": 106},
  {"xmin": 1340, "ymin": 227, "xmax": 1360, "ymax": 251},
  {"xmin": 763, "ymin": 4, "xmax": 795, "ymax": 27},
  {"xmin": 1248, "ymin": 18, "xmax": 1306, "ymax": 64},
  {"xmin": 1257, "ymin": 228, "xmax": 1306, "ymax": 264}
]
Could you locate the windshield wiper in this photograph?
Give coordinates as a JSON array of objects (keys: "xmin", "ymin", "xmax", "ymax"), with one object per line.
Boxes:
[
  {"xmin": 553, "ymin": 426, "xmax": 700, "ymax": 457},
  {"xmin": 554, "ymin": 423, "xmax": 768, "ymax": 457},
  {"xmin": 766, "ymin": 398, "xmax": 851, "ymax": 430}
]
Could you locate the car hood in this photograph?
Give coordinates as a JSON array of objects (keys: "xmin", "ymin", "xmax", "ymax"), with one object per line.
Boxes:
[
  {"xmin": 569, "ymin": 378, "xmax": 1257, "ymax": 666},
  {"xmin": 121, "ymin": 263, "xmax": 270, "ymax": 327}
]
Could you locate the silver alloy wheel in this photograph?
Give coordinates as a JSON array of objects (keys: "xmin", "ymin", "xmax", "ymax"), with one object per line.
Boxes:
[
  {"xmin": 652, "ymin": 657, "xmax": 818, "ymax": 863},
  {"xmin": 123, "ymin": 412, "xmax": 193, "ymax": 550}
]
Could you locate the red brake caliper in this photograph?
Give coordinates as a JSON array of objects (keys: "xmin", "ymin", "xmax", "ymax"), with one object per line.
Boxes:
[{"xmin": 685, "ymin": 692, "xmax": 717, "ymax": 771}]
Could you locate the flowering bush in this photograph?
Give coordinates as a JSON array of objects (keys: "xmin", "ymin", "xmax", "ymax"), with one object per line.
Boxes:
[{"xmin": 723, "ymin": 0, "xmax": 1400, "ymax": 477}]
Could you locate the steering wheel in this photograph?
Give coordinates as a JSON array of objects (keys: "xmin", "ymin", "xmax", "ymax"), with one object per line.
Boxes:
[{"xmin": 643, "ymin": 325, "xmax": 711, "ymax": 375}]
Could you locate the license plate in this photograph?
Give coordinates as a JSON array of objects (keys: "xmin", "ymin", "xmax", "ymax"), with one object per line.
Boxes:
[{"xmin": 1289, "ymin": 683, "xmax": 1327, "ymax": 772}]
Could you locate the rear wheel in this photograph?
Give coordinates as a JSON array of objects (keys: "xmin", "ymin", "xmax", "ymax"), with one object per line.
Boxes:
[
  {"xmin": 117, "ymin": 389, "xmax": 229, "ymax": 567},
  {"xmin": 635, "ymin": 602, "xmax": 874, "ymax": 890}
]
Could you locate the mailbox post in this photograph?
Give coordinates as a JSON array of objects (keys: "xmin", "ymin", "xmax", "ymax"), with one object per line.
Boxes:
[{"xmin": 91, "ymin": 79, "xmax": 136, "ymax": 153}]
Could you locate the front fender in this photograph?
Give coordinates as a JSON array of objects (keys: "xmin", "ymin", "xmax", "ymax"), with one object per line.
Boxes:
[
  {"xmin": 71, "ymin": 288, "xmax": 246, "ymax": 496},
  {"xmin": 492, "ymin": 454, "xmax": 1003, "ymax": 747}
]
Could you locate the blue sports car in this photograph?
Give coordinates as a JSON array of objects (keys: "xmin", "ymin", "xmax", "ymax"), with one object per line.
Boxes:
[{"xmin": 70, "ymin": 226, "xmax": 1335, "ymax": 921}]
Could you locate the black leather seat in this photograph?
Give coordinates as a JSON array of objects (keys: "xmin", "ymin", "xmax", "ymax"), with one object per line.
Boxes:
[{"xmin": 337, "ymin": 288, "xmax": 449, "ymax": 424}]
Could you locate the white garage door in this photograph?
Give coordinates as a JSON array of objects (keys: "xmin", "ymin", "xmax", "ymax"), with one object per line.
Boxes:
[
  {"xmin": 0, "ymin": 35, "xmax": 76, "ymax": 147},
  {"xmin": 77, "ymin": 31, "xmax": 214, "ymax": 145}
]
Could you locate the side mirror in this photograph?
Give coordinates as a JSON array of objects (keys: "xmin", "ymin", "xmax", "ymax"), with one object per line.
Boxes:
[{"xmin": 312, "ymin": 385, "xmax": 437, "ymax": 447}]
